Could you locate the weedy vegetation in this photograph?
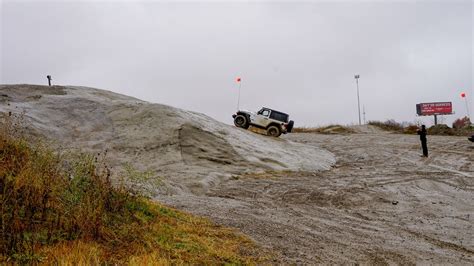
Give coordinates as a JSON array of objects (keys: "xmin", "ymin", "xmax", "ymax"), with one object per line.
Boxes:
[
  {"xmin": 293, "ymin": 125, "xmax": 355, "ymax": 134},
  {"xmin": 368, "ymin": 119, "xmax": 473, "ymax": 136},
  {"xmin": 367, "ymin": 120, "xmax": 406, "ymax": 132},
  {"xmin": 0, "ymin": 113, "xmax": 269, "ymax": 264}
]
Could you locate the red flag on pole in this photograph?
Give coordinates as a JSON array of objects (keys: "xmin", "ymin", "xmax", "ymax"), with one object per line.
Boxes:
[
  {"xmin": 461, "ymin": 92, "xmax": 466, "ymax": 98},
  {"xmin": 236, "ymin": 77, "xmax": 242, "ymax": 110}
]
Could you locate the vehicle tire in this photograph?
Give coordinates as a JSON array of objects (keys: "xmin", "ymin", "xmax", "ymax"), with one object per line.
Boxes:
[
  {"xmin": 267, "ymin": 125, "xmax": 281, "ymax": 137},
  {"xmin": 287, "ymin": 120, "xmax": 294, "ymax": 133},
  {"xmin": 234, "ymin": 115, "xmax": 249, "ymax": 129}
]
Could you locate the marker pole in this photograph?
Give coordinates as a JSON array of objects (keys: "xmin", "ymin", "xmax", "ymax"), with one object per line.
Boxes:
[
  {"xmin": 237, "ymin": 81, "xmax": 241, "ymax": 111},
  {"xmin": 465, "ymin": 97, "xmax": 470, "ymax": 118}
]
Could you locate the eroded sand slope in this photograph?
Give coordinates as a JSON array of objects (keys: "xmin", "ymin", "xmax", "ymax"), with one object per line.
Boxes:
[{"xmin": 0, "ymin": 84, "xmax": 334, "ymax": 196}]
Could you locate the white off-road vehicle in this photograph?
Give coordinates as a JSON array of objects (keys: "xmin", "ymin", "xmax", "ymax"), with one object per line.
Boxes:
[{"xmin": 232, "ymin": 107, "xmax": 294, "ymax": 137}]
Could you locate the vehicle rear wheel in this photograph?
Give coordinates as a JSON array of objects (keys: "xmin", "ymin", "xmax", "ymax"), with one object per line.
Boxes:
[
  {"xmin": 234, "ymin": 115, "xmax": 249, "ymax": 129},
  {"xmin": 267, "ymin": 125, "xmax": 281, "ymax": 137}
]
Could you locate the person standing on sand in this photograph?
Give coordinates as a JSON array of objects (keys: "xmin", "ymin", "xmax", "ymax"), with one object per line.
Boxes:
[{"xmin": 417, "ymin": 125, "xmax": 428, "ymax": 157}]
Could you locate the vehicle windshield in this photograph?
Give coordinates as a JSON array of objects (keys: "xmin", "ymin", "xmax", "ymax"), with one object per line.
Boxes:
[{"xmin": 258, "ymin": 108, "xmax": 270, "ymax": 117}]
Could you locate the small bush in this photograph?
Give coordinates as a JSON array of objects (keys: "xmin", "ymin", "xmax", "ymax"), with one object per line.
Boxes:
[
  {"xmin": 293, "ymin": 125, "xmax": 354, "ymax": 134},
  {"xmin": 368, "ymin": 120, "xmax": 404, "ymax": 132},
  {"xmin": 403, "ymin": 125, "xmax": 419, "ymax": 134},
  {"xmin": 428, "ymin": 124, "xmax": 454, "ymax": 135},
  {"xmin": 452, "ymin": 116, "xmax": 471, "ymax": 129}
]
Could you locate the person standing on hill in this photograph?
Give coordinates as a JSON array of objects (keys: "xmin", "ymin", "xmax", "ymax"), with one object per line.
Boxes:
[{"xmin": 417, "ymin": 125, "xmax": 428, "ymax": 157}]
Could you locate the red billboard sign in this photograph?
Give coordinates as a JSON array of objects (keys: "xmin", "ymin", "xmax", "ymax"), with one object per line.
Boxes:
[{"xmin": 416, "ymin": 102, "xmax": 452, "ymax": 116}]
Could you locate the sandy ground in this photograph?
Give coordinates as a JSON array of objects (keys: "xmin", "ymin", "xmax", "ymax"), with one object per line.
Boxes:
[
  {"xmin": 159, "ymin": 131, "xmax": 474, "ymax": 264},
  {"xmin": 1, "ymin": 85, "xmax": 473, "ymax": 264}
]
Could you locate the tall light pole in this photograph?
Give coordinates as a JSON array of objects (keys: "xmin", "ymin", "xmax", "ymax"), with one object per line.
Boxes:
[{"xmin": 354, "ymin": 74, "xmax": 361, "ymax": 125}]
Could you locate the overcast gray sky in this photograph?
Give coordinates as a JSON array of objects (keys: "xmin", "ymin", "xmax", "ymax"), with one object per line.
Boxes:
[{"xmin": 1, "ymin": 0, "xmax": 472, "ymax": 126}]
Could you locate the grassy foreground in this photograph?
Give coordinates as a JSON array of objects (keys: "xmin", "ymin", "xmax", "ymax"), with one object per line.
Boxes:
[{"xmin": 0, "ymin": 114, "xmax": 268, "ymax": 264}]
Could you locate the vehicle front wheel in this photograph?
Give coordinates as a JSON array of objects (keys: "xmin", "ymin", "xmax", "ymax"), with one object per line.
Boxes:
[
  {"xmin": 234, "ymin": 115, "xmax": 249, "ymax": 129},
  {"xmin": 267, "ymin": 125, "xmax": 281, "ymax": 137}
]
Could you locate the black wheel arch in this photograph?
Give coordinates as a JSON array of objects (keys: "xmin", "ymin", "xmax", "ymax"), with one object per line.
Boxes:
[
  {"xmin": 237, "ymin": 111, "xmax": 251, "ymax": 121},
  {"xmin": 237, "ymin": 111, "xmax": 249, "ymax": 116}
]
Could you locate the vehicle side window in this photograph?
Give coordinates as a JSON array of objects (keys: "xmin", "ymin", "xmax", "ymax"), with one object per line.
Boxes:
[
  {"xmin": 262, "ymin": 110, "xmax": 270, "ymax": 117},
  {"xmin": 270, "ymin": 112, "xmax": 288, "ymax": 122},
  {"xmin": 269, "ymin": 112, "xmax": 278, "ymax": 120}
]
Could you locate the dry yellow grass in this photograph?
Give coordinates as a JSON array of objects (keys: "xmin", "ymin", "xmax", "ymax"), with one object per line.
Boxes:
[
  {"xmin": 37, "ymin": 200, "xmax": 267, "ymax": 265},
  {"xmin": 293, "ymin": 125, "xmax": 355, "ymax": 134}
]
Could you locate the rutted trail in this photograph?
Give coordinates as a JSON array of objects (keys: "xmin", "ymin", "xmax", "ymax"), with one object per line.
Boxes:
[{"xmin": 163, "ymin": 133, "xmax": 473, "ymax": 264}]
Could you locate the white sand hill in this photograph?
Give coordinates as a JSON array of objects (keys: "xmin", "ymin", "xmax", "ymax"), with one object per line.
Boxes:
[{"xmin": 0, "ymin": 84, "xmax": 335, "ymax": 196}]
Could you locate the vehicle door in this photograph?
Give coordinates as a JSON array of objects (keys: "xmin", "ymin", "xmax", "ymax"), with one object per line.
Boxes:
[{"xmin": 254, "ymin": 109, "xmax": 272, "ymax": 128}]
